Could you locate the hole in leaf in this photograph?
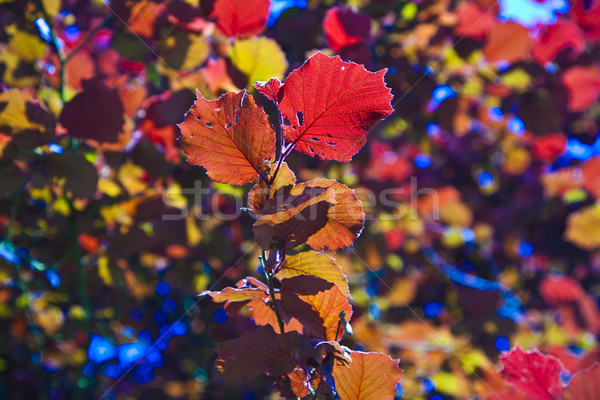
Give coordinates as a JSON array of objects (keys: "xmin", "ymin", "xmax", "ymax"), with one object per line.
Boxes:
[
  {"xmin": 227, "ymin": 114, "xmax": 231, "ymax": 118},
  {"xmin": 225, "ymin": 122, "xmax": 232, "ymax": 129},
  {"xmin": 296, "ymin": 111, "xmax": 304, "ymax": 127},
  {"xmin": 283, "ymin": 118, "xmax": 291, "ymax": 126},
  {"xmin": 196, "ymin": 115, "xmax": 201, "ymax": 120},
  {"xmin": 206, "ymin": 122, "xmax": 214, "ymax": 128},
  {"xmin": 307, "ymin": 145, "xmax": 315, "ymax": 154},
  {"xmin": 326, "ymin": 133, "xmax": 332, "ymax": 137},
  {"xmin": 234, "ymin": 115, "xmax": 239, "ymax": 124},
  {"xmin": 309, "ymin": 137, "xmax": 320, "ymax": 142},
  {"xmin": 216, "ymin": 107, "xmax": 221, "ymax": 112},
  {"xmin": 326, "ymin": 142, "xmax": 335, "ymax": 146}
]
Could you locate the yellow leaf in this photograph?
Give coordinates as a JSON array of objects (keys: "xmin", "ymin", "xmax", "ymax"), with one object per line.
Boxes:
[
  {"xmin": 565, "ymin": 204, "xmax": 600, "ymax": 250},
  {"xmin": 0, "ymin": 89, "xmax": 38, "ymax": 131},
  {"xmin": 42, "ymin": 0, "xmax": 61, "ymax": 17},
  {"xmin": 9, "ymin": 31, "xmax": 46, "ymax": 62},
  {"xmin": 180, "ymin": 34, "xmax": 210, "ymax": 71},
  {"xmin": 276, "ymin": 251, "xmax": 350, "ymax": 297},
  {"xmin": 98, "ymin": 255, "xmax": 113, "ymax": 286},
  {"xmin": 229, "ymin": 37, "xmax": 288, "ymax": 88},
  {"xmin": 98, "ymin": 178, "xmax": 122, "ymax": 197},
  {"xmin": 117, "ymin": 161, "xmax": 146, "ymax": 196}
]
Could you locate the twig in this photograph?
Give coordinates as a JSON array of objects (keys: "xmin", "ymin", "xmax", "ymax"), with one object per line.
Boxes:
[{"xmin": 260, "ymin": 252, "xmax": 285, "ymax": 334}]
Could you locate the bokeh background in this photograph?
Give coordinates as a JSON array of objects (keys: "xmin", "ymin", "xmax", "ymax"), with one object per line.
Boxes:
[{"xmin": 1, "ymin": 0, "xmax": 600, "ymax": 398}]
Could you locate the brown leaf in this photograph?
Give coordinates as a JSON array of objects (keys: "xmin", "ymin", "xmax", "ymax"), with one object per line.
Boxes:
[{"xmin": 215, "ymin": 325, "xmax": 314, "ymax": 381}]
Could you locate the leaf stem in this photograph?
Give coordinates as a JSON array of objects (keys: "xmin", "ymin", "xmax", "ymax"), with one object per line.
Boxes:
[{"xmin": 261, "ymin": 252, "xmax": 285, "ymax": 334}]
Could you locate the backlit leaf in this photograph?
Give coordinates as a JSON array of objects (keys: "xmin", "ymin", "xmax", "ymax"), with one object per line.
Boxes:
[
  {"xmin": 210, "ymin": 0, "xmax": 270, "ymax": 38},
  {"xmin": 565, "ymin": 204, "xmax": 600, "ymax": 250},
  {"xmin": 499, "ymin": 346, "xmax": 564, "ymax": 400},
  {"xmin": 279, "ymin": 52, "xmax": 393, "ymax": 161},
  {"xmin": 565, "ymin": 363, "xmax": 600, "ymax": 400},
  {"xmin": 253, "ymin": 183, "xmax": 335, "ymax": 249},
  {"xmin": 302, "ymin": 179, "xmax": 364, "ymax": 252},
  {"xmin": 200, "ymin": 287, "xmax": 269, "ymax": 303},
  {"xmin": 280, "ymin": 275, "xmax": 352, "ymax": 340},
  {"xmin": 178, "ymin": 90, "xmax": 275, "ymax": 185},
  {"xmin": 323, "ymin": 6, "xmax": 371, "ymax": 53},
  {"xmin": 247, "ymin": 298, "xmax": 303, "ymax": 333},
  {"xmin": 215, "ymin": 325, "xmax": 314, "ymax": 381},
  {"xmin": 248, "ymin": 161, "xmax": 296, "ymax": 213},
  {"xmin": 254, "ymin": 78, "xmax": 282, "ymax": 102},
  {"xmin": 560, "ymin": 66, "xmax": 600, "ymax": 112},
  {"xmin": 229, "ymin": 38, "xmax": 288, "ymax": 87},
  {"xmin": 332, "ymin": 351, "xmax": 403, "ymax": 400},
  {"xmin": 276, "ymin": 251, "xmax": 350, "ymax": 297}
]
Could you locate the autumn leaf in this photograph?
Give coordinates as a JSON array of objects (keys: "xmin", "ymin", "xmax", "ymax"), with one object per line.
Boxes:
[
  {"xmin": 279, "ymin": 52, "xmax": 393, "ymax": 161},
  {"xmin": 254, "ymin": 78, "xmax": 282, "ymax": 102},
  {"xmin": 483, "ymin": 22, "xmax": 532, "ymax": 63},
  {"xmin": 248, "ymin": 162, "xmax": 296, "ymax": 213},
  {"xmin": 59, "ymin": 78, "xmax": 125, "ymax": 143},
  {"xmin": 200, "ymin": 286, "xmax": 269, "ymax": 303},
  {"xmin": 332, "ymin": 351, "xmax": 403, "ymax": 400},
  {"xmin": 247, "ymin": 298, "xmax": 303, "ymax": 333},
  {"xmin": 229, "ymin": 38, "xmax": 288, "ymax": 87},
  {"xmin": 561, "ymin": 65, "xmax": 600, "ymax": 112},
  {"xmin": 532, "ymin": 20, "xmax": 585, "ymax": 64},
  {"xmin": 565, "ymin": 204, "xmax": 600, "ymax": 250},
  {"xmin": 253, "ymin": 183, "xmax": 336, "ymax": 249},
  {"xmin": 280, "ymin": 275, "xmax": 352, "ymax": 341},
  {"xmin": 323, "ymin": 6, "xmax": 371, "ymax": 53},
  {"xmin": 276, "ymin": 251, "xmax": 350, "ymax": 297},
  {"xmin": 303, "ymin": 179, "xmax": 365, "ymax": 252},
  {"xmin": 499, "ymin": 346, "xmax": 564, "ymax": 400},
  {"xmin": 215, "ymin": 325, "xmax": 314, "ymax": 381},
  {"xmin": 178, "ymin": 90, "xmax": 275, "ymax": 185},
  {"xmin": 564, "ymin": 363, "xmax": 600, "ymax": 400},
  {"xmin": 210, "ymin": 0, "xmax": 270, "ymax": 38}
]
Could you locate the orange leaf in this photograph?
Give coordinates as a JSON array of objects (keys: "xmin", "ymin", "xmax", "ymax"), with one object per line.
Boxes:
[
  {"xmin": 303, "ymin": 179, "xmax": 365, "ymax": 252},
  {"xmin": 178, "ymin": 90, "xmax": 275, "ymax": 185},
  {"xmin": 200, "ymin": 287, "xmax": 268, "ymax": 303},
  {"xmin": 215, "ymin": 325, "xmax": 314, "ymax": 381},
  {"xmin": 565, "ymin": 363, "xmax": 600, "ymax": 400},
  {"xmin": 332, "ymin": 351, "xmax": 403, "ymax": 400},
  {"xmin": 248, "ymin": 161, "xmax": 296, "ymax": 213},
  {"xmin": 253, "ymin": 183, "xmax": 336, "ymax": 249},
  {"xmin": 483, "ymin": 22, "xmax": 532, "ymax": 63},
  {"xmin": 561, "ymin": 66, "xmax": 600, "ymax": 112},
  {"xmin": 276, "ymin": 251, "xmax": 350, "ymax": 297},
  {"xmin": 280, "ymin": 275, "xmax": 352, "ymax": 341},
  {"xmin": 247, "ymin": 298, "xmax": 303, "ymax": 333}
]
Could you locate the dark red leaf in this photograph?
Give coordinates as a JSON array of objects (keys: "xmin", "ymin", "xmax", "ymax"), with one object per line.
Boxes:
[
  {"xmin": 532, "ymin": 20, "xmax": 586, "ymax": 64},
  {"xmin": 279, "ymin": 52, "xmax": 393, "ymax": 162},
  {"xmin": 215, "ymin": 325, "xmax": 314, "ymax": 381},
  {"xmin": 323, "ymin": 6, "xmax": 371, "ymax": 53},
  {"xmin": 59, "ymin": 78, "xmax": 125, "ymax": 143}
]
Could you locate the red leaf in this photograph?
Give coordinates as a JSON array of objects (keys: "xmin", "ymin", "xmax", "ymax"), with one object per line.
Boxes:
[
  {"xmin": 332, "ymin": 351, "xmax": 403, "ymax": 400},
  {"xmin": 280, "ymin": 275, "xmax": 352, "ymax": 341},
  {"xmin": 215, "ymin": 325, "xmax": 314, "ymax": 381},
  {"xmin": 572, "ymin": 0, "xmax": 600, "ymax": 41},
  {"xmin": 178, "ymin": 90, "xmax": 275, "ymax": 185},
  {"xmin": 582, "ymin": 156, "xmax": 600, "ymax": 199},
  {"xmin": 540, "ymin": 275, "xmax": 585, "ymax": 303},
  {"xmin": 254, "ymin": 78, "xmax": 282, "ymax": 102},
  {"xmin": 565, "ymin": 363, "xmax": 600, "ymax": 400},
  {"xmin": 279, "ymin": 52, "xmax": 393, "ymax": 161},
  {"xmin": 500, "ymin": 346, "xmax": 564, "ymax": 400},
  {"xmin": 532, "ymin": 20, "xmax": 586, "ymax": 64},
  {"xmin": 532, "ymin": 134, "xmax": 566, "ymax": 161},
  {"xmin": 323, "ymin": 6, "xmax": 371, "ymax": 53},
  {"xmin": 454, "ymin": 2, "xmax": 496, "ymax": 40},
  {"xmin": 59, "ymin": 78, "xmax": 125, "ymax": 143},
  {"xmin": 210, "ymin": 0, "xmax": 270, "ymax": 38},
  {"xmin": 561, "ymin": 66, "xmax": 600, "ymax": 112}
]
